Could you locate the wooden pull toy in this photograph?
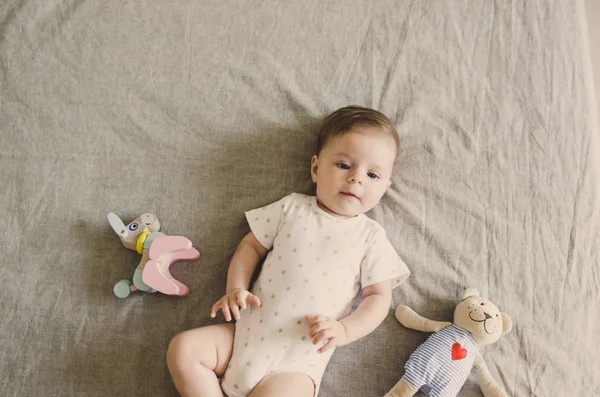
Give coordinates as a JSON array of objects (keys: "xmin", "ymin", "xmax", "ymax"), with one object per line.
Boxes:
[{"xmin": 108, "ymin": 212, "xmax": 200, "ymax": 298}]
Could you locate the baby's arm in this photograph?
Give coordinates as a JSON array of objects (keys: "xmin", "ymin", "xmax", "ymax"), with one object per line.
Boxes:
[
  {"xmin": 226, "ymin": 231, "xmax": 268, "ymax": 292},
  {"xmin": 210, "ymin": 232, "xmax": 268, "ymax": 321},
  {"xmin": 307, "ymin": 280, "xmax": 392, "ymax": 353},
  {"xmin": 339, "ymin": 280, "xmax": 392, "ymax": 344}
]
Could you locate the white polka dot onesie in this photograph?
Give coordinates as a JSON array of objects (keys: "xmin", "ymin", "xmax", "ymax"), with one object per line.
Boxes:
[{"xmin": 221, "ymin": 193, "xmax": 410, "ymax": 397}]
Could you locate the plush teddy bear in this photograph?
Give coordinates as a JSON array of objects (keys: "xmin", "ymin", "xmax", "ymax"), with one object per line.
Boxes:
[{"xmin": 385, "ymin": 288, "xmax": 512, "ymax": 397}]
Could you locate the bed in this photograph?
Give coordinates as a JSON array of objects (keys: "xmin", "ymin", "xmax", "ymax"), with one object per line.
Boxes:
[{"xmin": 1, "ymin": 0, "xmax": 599, "ymax": 396}]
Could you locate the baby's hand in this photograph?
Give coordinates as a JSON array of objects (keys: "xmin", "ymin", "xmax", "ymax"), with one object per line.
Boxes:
[
  {"xmin": 210, "ymin": 288, "xmax": 261, "ymax": 322},
  {"xmin": 305, "ymin": 314, "xmax": 347, "ymax": 354}
]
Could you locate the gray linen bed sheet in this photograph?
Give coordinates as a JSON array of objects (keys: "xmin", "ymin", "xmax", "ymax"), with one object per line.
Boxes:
[{"xmin": 1, "ymin": 0, "xmax": 599, "ymax": 396}]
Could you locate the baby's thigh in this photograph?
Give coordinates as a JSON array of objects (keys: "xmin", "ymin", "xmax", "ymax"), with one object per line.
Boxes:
[
  {"xmin": 248, "ymin": 372, "xmax": 314, "ymax": 397},
  {"xmin": 167, "ymin": 323, "xmax": 235, "ymax": 376}
]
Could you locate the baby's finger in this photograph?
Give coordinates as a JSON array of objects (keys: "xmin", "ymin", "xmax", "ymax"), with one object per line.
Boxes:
[
  {"xmin": 318, "ymin": 338, "xmax": 336, "ymax": 354},
  {"xmin": 230, "ymin": 302, "xmax": 241, "ymax": 320},
  {"xmin": 309, "ymin": 321, "xmax": 329, "ymax": 338},
  {"xmin": 312, "ymin": 329, "xmax": 333, "ymax": 345},
  {"xmin": 221, "ymin": 301, "xmax": 232, "ymax": 322},
  {"xmin": 247, "ymin": 294, "xmax": 261, "ymax": 307},
  {"xmin": 305, "ymin": 314, "xmax": 327, "ymax": 327},
  {"xmin": 210, "ymin": 301, "xmax": 223, "ymax": 318},
  {"xmin": 236, "ymin": 292, "xmax": 247, "ymax": 310},
  {"xmin": 304, "ymin": 314, "xmax": 315, "ymax": 326}
]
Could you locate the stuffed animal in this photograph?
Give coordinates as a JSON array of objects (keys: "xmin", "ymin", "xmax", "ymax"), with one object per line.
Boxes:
[
  {"xmin": 108, "ymin": 212, "xmax": 200, "ymax": 298},
  {"xmin": 385, "ymin": 288, "xmax": 512, "ymax": 397}
]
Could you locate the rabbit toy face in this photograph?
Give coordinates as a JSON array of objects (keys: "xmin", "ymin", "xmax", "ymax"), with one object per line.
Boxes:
[{"xmin": 108, "ymin": 212, "xmax": 161, "ymax": 251}]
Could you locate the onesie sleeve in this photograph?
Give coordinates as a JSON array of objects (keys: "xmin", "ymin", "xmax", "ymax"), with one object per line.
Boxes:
[
  {"xmin": 244, "ymin": 194, "xmax": 292, "ymax": 250},
  {"xmin": 360, "ymin": 225, "xmax": 410, "ymax": 290}
]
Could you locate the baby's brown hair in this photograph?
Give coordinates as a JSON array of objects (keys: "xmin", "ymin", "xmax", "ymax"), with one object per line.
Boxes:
[{"xmin": 316, "ymin": 106, "xmax": 400, "ymax": 156}]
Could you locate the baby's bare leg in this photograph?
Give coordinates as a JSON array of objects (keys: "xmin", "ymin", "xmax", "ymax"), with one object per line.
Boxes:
[
  {"xmin": 248, "ymin": 372, "xmax": 314, "ymax": 397},
  {"xmin": 167, "ymin": 324, "xmax": 235, "ymax": 397}
]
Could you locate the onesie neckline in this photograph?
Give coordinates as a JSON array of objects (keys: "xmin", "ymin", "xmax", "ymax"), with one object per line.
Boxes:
[{"xmin": 309, "ymin": 196, "xmax": 364, "ymax": 223}]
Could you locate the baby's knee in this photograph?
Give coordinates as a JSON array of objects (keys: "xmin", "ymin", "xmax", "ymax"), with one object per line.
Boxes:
[{"xmin": 166, "ymin": 331, "xmax": 191, "ymax": 368}]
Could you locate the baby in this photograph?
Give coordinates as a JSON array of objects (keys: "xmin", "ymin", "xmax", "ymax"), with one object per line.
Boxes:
[{"xmin": 167, "ymin": 106, "xmax": 411, "ymax": 397}]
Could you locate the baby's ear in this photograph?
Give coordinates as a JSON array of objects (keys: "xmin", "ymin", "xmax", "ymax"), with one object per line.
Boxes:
[{"xmin": 310, "ymin": 155, "xmax": 319, "ymax": 182}]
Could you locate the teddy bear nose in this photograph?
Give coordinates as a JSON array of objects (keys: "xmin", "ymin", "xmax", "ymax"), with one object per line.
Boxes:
[{"xmin": 484, "ymin": 312, "xmax": 492, "ymax": 319}]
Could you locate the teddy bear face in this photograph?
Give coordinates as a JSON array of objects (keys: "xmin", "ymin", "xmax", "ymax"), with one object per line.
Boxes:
[{"xmin": 453, "ymin": 291, "xmax": 512, "ymax": 346}]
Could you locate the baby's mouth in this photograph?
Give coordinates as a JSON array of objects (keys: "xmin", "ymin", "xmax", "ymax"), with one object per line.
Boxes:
[{"xmin": 341, "ymin": 192, "xmax": 359, "ymax": 200}]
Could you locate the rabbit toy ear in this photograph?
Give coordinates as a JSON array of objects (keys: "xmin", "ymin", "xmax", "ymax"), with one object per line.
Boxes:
[{"xmin": 108, "ymin": 213, "xmax": 128, "ymax": 239}]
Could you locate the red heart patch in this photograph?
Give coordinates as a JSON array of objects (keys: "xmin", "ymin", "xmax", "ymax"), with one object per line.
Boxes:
[{"xmin": 452, "ymin": 343, "xmax": 467, "ymax": 361}]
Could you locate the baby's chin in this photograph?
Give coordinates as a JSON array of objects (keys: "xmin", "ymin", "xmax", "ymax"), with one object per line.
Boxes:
[
  {"xmin": 337, "ymin": 206, "xmax": 378, "ymax": 218},
  {"xmin": 333, "ymin": 210, "xmax": 360, "ymax": 218},
  {"xmin": 325, "ymin": 202, "xmax": 366, "ymax": 218}
]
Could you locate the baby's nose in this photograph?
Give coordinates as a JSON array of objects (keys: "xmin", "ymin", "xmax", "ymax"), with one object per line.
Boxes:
[{"xmin": 348, "ymin": 173, "xmax": 363, "ymax": 185}]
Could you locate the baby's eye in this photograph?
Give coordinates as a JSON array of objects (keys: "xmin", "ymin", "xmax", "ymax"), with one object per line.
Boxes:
[
  {"xmin": 336, "ymin": 163, "xmax": 351, "ymax": 170},
  {"xmin": 367, "ymin": 172, "xmax": 379, "ymax": 179}
]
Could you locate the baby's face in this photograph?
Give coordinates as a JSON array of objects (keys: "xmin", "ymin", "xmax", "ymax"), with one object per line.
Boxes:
[{"xmin": 311, "ymin": 127, "xmax": 396, "ymax": 218}]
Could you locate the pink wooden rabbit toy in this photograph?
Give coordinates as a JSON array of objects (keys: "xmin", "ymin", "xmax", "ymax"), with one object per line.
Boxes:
[{"xmin": 108, "ymin": 212, "xmax": 200, "ymax": 298}]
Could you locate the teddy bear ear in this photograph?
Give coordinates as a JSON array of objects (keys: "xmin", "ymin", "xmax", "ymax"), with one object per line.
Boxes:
[
  {"xmin": 460, "ymin": 288, "xmax": 480, "ymax": 301},
  {"xmin": 501, "ymin": 313, "xmax": 513, "ymax": 335}
]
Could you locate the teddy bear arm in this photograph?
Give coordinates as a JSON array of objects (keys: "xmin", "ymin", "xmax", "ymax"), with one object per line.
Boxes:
[
  {"xmin": 396, "ymin": 305, "xmax": 427, "ymax": 331},
  {"xmin": 473, "ymin": 352, "xmax": 508, "ymax": 397},
  {"xmin": 395, "ymin": 305, "xmax": 449, "ymax": 333}
]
